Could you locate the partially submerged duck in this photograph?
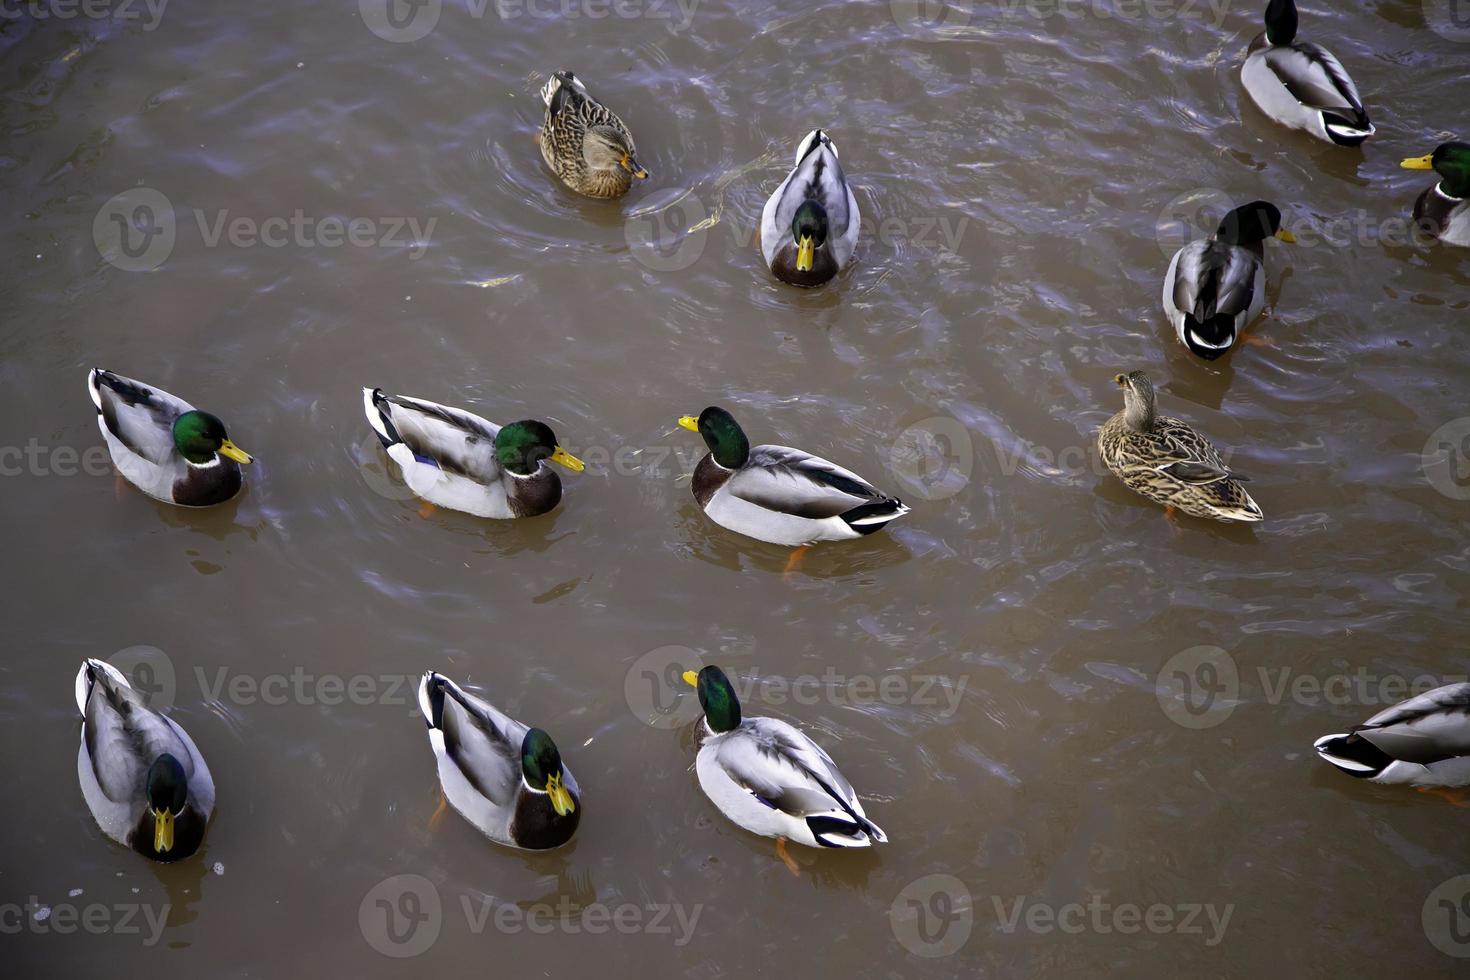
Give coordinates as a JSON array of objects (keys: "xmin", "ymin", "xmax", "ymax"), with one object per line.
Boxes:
[
  {"xmin": 683, "ymin": 665, "xmax": 887, "ymax": 853},
  {"xmin": 538, "ymin": 70, "xmax": 647, "ymax": 199},
  {"xmin": 760, "ymin": 130, "xmax": 859, "ymax": 287},
  {"xmin": 1162, "ymin": 201, "xmax": 1294, "ymax": 360},
  {"xmin": 1401, "ymin": 142, "xmax": 1470, "ymax": 247},
  {"xmin": 1315, "ymin": 683, "xmax": 1470, "ymax": 788},
  {"xmin": 88, "ymin": 368, "xmax": 252, "ymax": 507},
  {"xmin": 363, "ymin": 388, "xmax": 583, "ymax": 519},
  {"xmin": 1240, "ymin": 0, "xmax": 1373, "ymax": 146},
  {"xmin": 1098, "ymin": 372, "xmax": 1263, "ymax": 523},
  {"xmin": 418, "ymin": 671, "xmax": 580, "ymax": 850},
  {"xmin": 677, "ymin": 406, "xmax": 907, "ymax": 546},
  {"xmin": 75, "ymin": 659, "xmax": 214, "ymax": 862}
]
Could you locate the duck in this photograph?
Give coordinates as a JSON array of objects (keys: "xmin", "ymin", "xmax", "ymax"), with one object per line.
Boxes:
[
  {"xmin": 74, "ymin": 659, "xmax": 214, "ymax": 862},
  {"xmin": 1401, "ymin": 142, "xmax": 1470, "ymax": 247},
  {"xmin": 362, "ymin": 388, "xmax": 583, "ymax": 519},
  {"xmin": 538, "ymin": 70, "xmax": 647, "ymax": 199},
  {"xmin": 1314, "ymin": 682, "xmax": 1470, "ymax": 788},
  {"xmin": 1240, "ymin": 0, "xmax": 1373, "ymax": 146},
  {"xmin": 88, "ymin": 368, "xmax": 253, "ymax": 507},
  {"xmin": 417, "ymin": 671, "xmax": 579, "ymax": 850},
  {"xmin": 1098, "ymin": 372, "xmax": 1263, "ymax": 523},
  {"xmin": 683, "ymin": 665, "xmax": 887, "ymax": 863},
  {"xmin": 1162, "ymin": 201, "xmax": 1295, "ymax": 360},
  {"xmin": 677, "ymin": 406, "xmax": 908, "ymax": 548},
  {"xmin": 760, "ymin": 130, "xmax": 860, "ymax": 287}
]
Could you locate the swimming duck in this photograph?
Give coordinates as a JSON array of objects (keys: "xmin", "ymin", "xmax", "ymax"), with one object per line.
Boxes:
[
  {"xmin": 1401, "ymin": 142, "xmax": 1470, "ymax": 247},
  {"xmin": 683, "ymin": 665, "xmax": 887, "ymax": 856},
  {"xmin": 74, "ymin": 659, "xmax": 214, "ymax": 862},
  {"xmin": 88, "ymin": 368, "xmax": 252, "ymax": 507},
  {"xmin": 1240, "ymin": 0, "xmax": 1373, "ymax": 146},
  {"xmin": 538, "ymin": 70, "xmax": 647, "ymax": 199},
  {"xmin": 1315, "ymin": 682, "xmax": 1470, "ymax": 787},
  {"xmin": 417, "ymin": 671, "xmax": 579, "ymax": 850},
  {"xmin": 363, "ymin": 388, "xmax": 583, "ymax": 519},
  {"xmin": 677, "ymin": 406, "xmax": 908, "ymax": 547},
  {"xmin": 760, "ymin": 130, "xmax": 860, "ymax": 287},
  {"xmin": 1162, "ymin": 201, "xmax": 1294, "ymax": 360},
  {"xmin": 1098, "ymin": 372, "xmax": 1263, "ymax": 523}
]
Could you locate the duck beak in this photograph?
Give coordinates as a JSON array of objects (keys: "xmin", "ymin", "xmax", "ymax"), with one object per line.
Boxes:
[
  {"xmin": 550, "ymin": 447, "xmax": 585, "ymax": 472},
  {"xmin": 1401, "ymin": 154, "xmax": 1435, "ymax": 171},
  {"xmin": 1274, "ymin": 228, "xmax": 1296, "ymax": 243},
  {"xmin": 152, "ymin": 807, "xmax": 175, "ymax": 853},
  {"xmin": 682, "ymin": 670, "xmax": 699, "ymax": 688},
  {"xmin": 1114, "ymin": 374, "xmax": 1128, "ymax": 387},
  {"xmin": 795, "ymin": 234, "xmax": 815, "ymax": 272},
  {"xmin": 677, "ymin": 416, "xmax": 699, "ymax": 433},
  {"xmin": 622, "ymin": 155, "xmax": 649, "ymax": 179},
  {"xmin": 218, "ymin": 439, "xmax": 253, "ymax": 464},
  {"xmin": 546, "ymin": 773, "xmax": 576, "ymax": 816}
]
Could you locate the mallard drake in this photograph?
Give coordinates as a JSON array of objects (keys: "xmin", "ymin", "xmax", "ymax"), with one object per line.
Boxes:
[
  {"xmin": 74, "ymin": 659, "xmax": 214, "ymax": 862},
  {"xmin": 1240, "ymin": 0, "xmax": 1373, "ymax": 146},
  {"xmin": 1401, "ymin": 142, "xmax": 1470, "ymax": 247},
  {"xmin": 1315, "ymin": 683, "xmax": 1470, "ymax": 787},
  {"xmin": 88, "ymin": 368, "xmax": 252, "ymax": 507},
  {"xmin": 676, "ymin": 406, "xmax": 908, "ymax": 547},
  {"xmin": 363, "ymin": 388, "xmax": 583, "ymax": 519},
  {"xmin": 683, "ymin": 665, "xmax": 887, "ymax": 851},
  {"xmin": 1098, "ymin": 372, "xmax": 1263, "ymax": 523},
  {"xmin": 538, "ymin": 70, "xmax": 647, "ymax": 199},
  {"xmin": 417, "ymin": 672, "xmax": 579, "ymax": 850},
  {"xmin": 1162, "ymin": 201, "xmax": 1294, "ymax": 360},
  {"xmin": 760, "ymin": 130, "xmax": 859, "ymax": 287}
]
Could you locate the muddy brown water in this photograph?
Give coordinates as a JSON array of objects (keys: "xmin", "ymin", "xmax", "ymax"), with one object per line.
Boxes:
[{"xmin": 3, "ymin": 0, "xmax": 1470, "ymax": 976}]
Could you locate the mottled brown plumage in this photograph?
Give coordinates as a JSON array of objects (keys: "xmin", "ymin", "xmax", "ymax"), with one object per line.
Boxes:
[
  {"xmin": 1097, "ymin": 372, "xmax": 1263, "ymax": 523},
  {"xmin": 538, "ymin": 70, "xmax": 646, "ymax": 199}
]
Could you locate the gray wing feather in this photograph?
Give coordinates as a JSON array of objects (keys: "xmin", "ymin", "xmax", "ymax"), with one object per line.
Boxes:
[
  {"xmin": 1357, "ymin": 684, "xmax": 1470, "ymax": 761},
  {"xmin": 713, "ymin": 717, "xmax": 860, "ymax": 817},
  {"xmin": 1263, "ymin": 44, "xmax": 1363, "ymax": 113},
  {"xmin": 95, "ymin": 371, "xmax": 192, "ymax": 464},
  {"xmin": 726, "ymin": 445, "xmax": 883, "ymax": 518},
  {"xmin": 438, "ymin": 682, "xmax": 526, "ymax": 807},
  {"xmin": 381, "ymin": 396, "xmax": 504, "ymax": 484}
]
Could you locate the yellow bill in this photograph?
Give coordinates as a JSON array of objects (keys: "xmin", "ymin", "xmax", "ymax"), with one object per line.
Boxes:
[
  {"xmin": 1275, "ymin": 228, "xmax": 1296, "ymax": 243},
  {"xmin": 677, "ymin": 416, "xmax": 699, "ymax": 432},
  {"xmin": 550, "ymin": 447, "xmax": 585, "ymax": 472},
  {"xmin": 1401, "ymin": 154, "xmax": 1435, "ymax": 171},
  {"xmin": 546, "ymin": 773, "xmax": 576, "ymax": 816},
  {"xmin": 152, "ymin": 807, "xmax": 175, "ymax": 853},
  {"xmin": 622, "ymin": 155, "xmax": 649, "ymax": 179},
  {"xmin": 682, "ymin": 670, "xmax": 699, "ymax": 688},
  {"xmin": 795, "ymin": 234, "xmax": 815, "ymax": 272},
  {"xmin": 218, "ymin": 439, "xmax": 253, "ymax": 464}
]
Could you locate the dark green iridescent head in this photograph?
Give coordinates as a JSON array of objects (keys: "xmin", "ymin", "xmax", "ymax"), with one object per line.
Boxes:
[
  {"xmin": 172, "ymin": 410, "xmax": 237, "ymax": 465},
  {"xmin": 686, "ymin": 406, "xmax": 750, "ymax": 469},
  {"xmin": 145, "ymin": 754, "xmax": 188, "ymax": 814},
  {"xmin": 496, "ymin": 420, "xmax": 559, "ymax": 476},
  {"xmin": 1216, "ymin": 201, "xmax": 1285, "ymax": 245},
  {"xmin": 519, "ymin": 728, "xmax": 564, "ymax": 790},
  {"xmin": 791, "ymin": 200, "xmax": 830, "ymax": 248},
  {"xmin": 691, "ymin": 665, "xmax": 742, "ymax": 733},
  {"xmin": 1264, "ymin": 0, "xmax": 1296, "ymax": 45}
]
